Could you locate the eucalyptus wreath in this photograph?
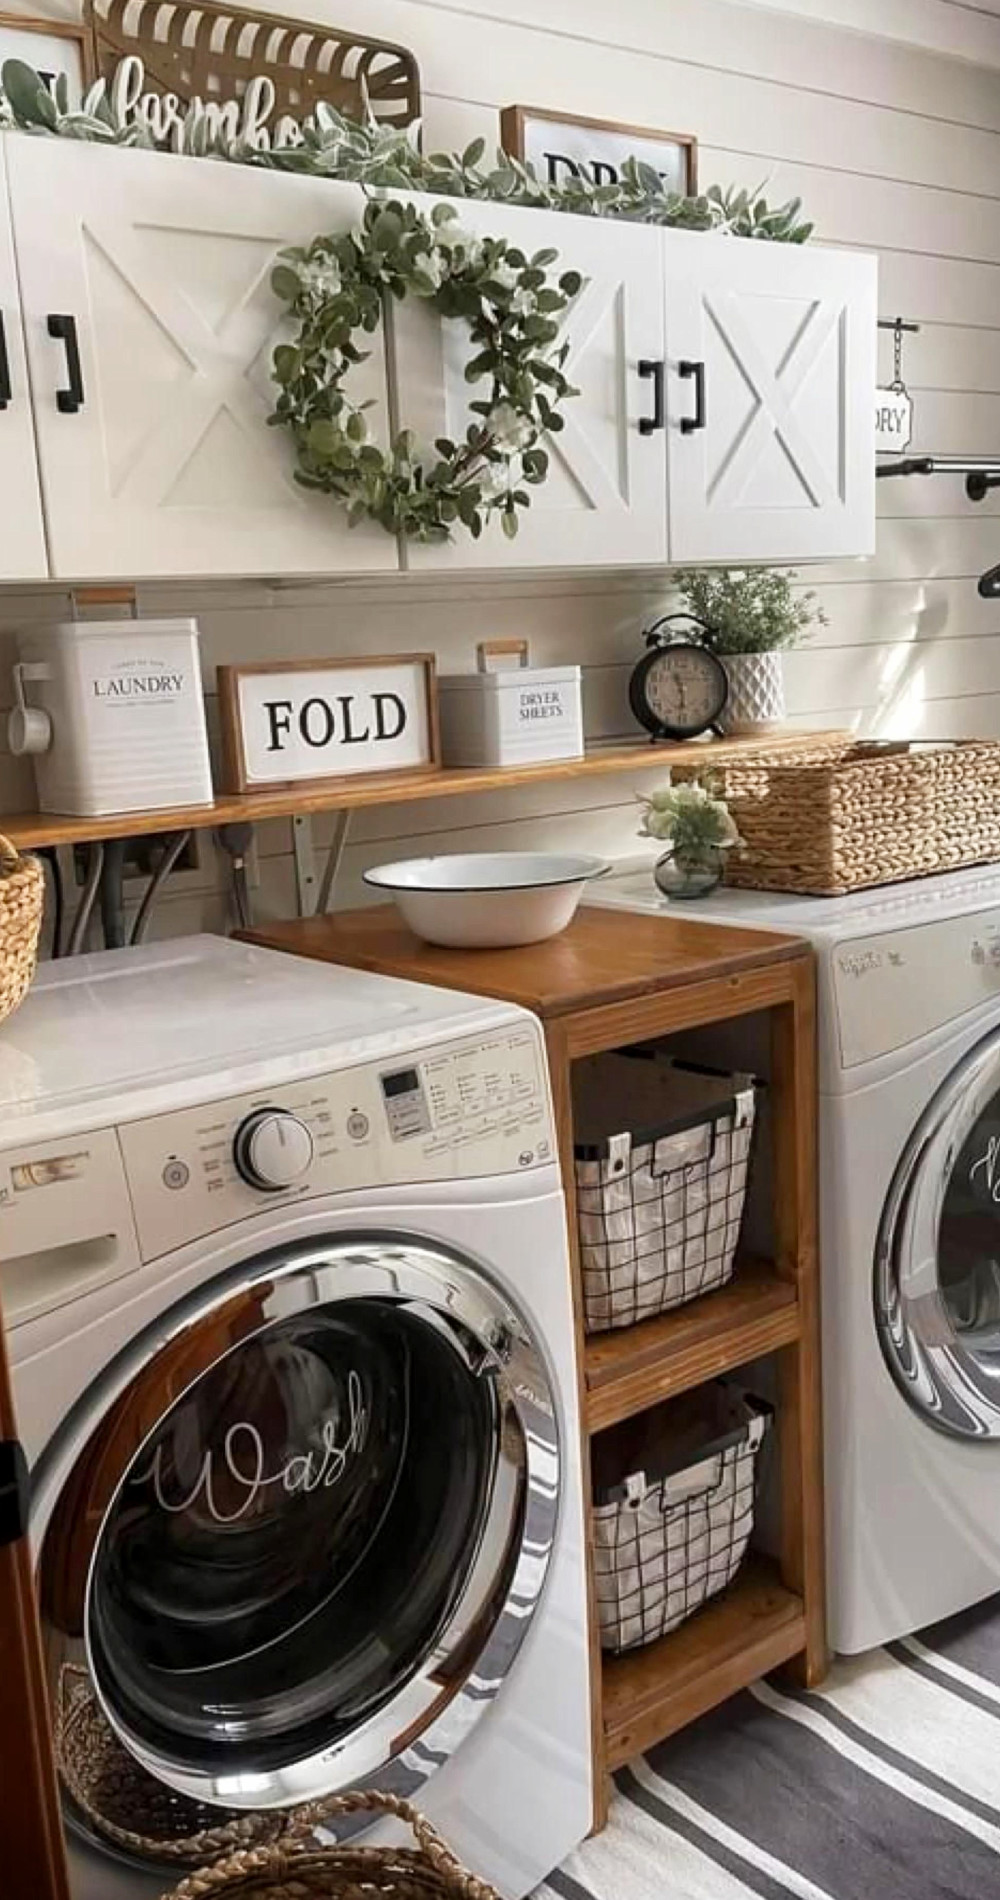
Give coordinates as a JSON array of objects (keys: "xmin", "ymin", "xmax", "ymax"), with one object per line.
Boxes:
[{"xmin": 269, "ymin": 197, "xmax": 581, "ymax": 543}]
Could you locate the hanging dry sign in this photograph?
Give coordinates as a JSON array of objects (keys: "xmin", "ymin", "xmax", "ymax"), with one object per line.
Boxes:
[{"xmin": 875, "ymin": 319, "xmax": 913, "ymax": 454}]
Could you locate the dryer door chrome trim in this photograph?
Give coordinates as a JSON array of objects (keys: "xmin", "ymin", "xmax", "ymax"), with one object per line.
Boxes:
[
  {"xmin": 33, "ymin": 1232, "xmax": 558, "ymax": 1832},
  {"xmin": 875, "ymin": 1026, "xmax": 1000, "ymax": 1439}
]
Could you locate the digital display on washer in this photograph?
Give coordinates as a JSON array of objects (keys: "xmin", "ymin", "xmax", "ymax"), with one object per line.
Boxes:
[
  {"xmin": 382, "ymin": 1068, "xmax": 420, "ymax": 1100},
  {"xmin": 381, "ymin": 1066, "xmax": 431, "ymax": 1140}
]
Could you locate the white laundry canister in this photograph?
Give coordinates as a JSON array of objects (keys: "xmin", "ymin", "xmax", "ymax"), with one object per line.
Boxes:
[{"xmin": 9, "ymin": 619, "xmax": 214, "ymax": 816}]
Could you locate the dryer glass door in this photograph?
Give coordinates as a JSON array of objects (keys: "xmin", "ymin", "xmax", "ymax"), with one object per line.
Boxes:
[
  {"xmin": 876, "ymin": 1025, "xmax": 1000, "ymax": 1438},
  {"xmin": 33, "ymin": 1235, "xmax": 558, "ymax": 1845}
]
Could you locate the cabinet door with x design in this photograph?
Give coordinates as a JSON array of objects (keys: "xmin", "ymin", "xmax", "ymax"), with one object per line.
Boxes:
[
  {"xmin": 393, "ymin": 195, "xmax": 668, "ymax": 571},
  {"xmin": 3, "ymin": 137, "xmax": 397, "ymax": 580},
  {"xmin": 662, "ymin": 229, "xmax": 876, "ymax": 564}
]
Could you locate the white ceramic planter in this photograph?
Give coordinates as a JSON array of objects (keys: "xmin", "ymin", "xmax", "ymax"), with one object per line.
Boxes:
[{"xmin": 719, "ymin": 652, "xmax": 786, "ymax": 735}]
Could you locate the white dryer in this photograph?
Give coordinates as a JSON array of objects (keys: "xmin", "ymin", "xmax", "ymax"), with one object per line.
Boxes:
[
  {"xmin": 596, "ymin": 864, "xmax": 1000, "ymax": 1655},
  {"xmin": 0, "ymin": 936, "xmax": 590, "ymax": 1899}
]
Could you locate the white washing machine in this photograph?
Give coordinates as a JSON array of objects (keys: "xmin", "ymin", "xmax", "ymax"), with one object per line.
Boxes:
[
  {"xmin": 596, "ymin": 863, "xmax": 1000, "ymax": 1655},
  {"xmin": 0, "ymin": 936, "xmax": 590, "ymax": 1899}
]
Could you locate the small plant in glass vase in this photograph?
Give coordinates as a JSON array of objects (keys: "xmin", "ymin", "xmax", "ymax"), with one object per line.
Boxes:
[
  {"xmin": 638, "ymin": 775, "xmax": 742, "ymax": 900},
  {"xmin": 671, "ymin": 567, "xmax": 828, "ymax": 736}
]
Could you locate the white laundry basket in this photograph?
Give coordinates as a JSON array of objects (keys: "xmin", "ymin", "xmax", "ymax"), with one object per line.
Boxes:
[
  {"xmin": 572, "ymin": 1053, "xmax": 757, "ymax": 1333},
  {"xmin": 592, "ymin": 1385, "xmax": 771, "ymax": 1655}
]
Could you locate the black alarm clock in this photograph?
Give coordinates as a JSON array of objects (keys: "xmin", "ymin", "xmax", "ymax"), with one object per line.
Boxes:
[{"xmin": 629, "ymin": 612, "xmax": 729, "ymax": 742}]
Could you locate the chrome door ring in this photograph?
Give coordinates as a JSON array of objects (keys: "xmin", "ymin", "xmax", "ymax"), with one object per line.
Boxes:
[
  {"xmin": 876, "ymin": 1028, "xmax": 1000, "ymax": 1439},
  {"xmin": 33, "ymin": 1232, "xmax": 559, "ymax": 1819}
]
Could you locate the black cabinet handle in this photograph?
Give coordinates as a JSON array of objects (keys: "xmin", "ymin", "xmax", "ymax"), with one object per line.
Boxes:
[
  {"xmin": 0, "ymin": 314, "xmax": 10, "ymax": 411},
  {"xmin": 638, "ymin": 358, "xmax": 665, "ymax": 435},
  {"xmin": 679, "ymin": 358, "xmax": 706, "ymax": 434},
  {"xmin": 47, "ymin": 313, "xmax": 85, "ymax": 414}
]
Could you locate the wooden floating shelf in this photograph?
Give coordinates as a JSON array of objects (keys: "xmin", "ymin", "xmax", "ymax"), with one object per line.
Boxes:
[
  {"xmin": 585, "ymin": 1257, "xmax": 800, "ymax": 1434},
  {"xmin": 0, "ymin": 729, "xmax": 828, "ymax": 851},
  {"xmin": 602, "ymin": 1556, "xmax": 806, "ymax": 1770}
]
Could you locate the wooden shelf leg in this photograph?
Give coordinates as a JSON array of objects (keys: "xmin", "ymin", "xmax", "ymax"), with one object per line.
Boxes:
[
  {"xmin": 769, "ymin": 964, "xmax": 828, "ymax": 1687},
  {"xmin": 545, "ymin": 1023, "xmax": 610, "ymax": 1833}
]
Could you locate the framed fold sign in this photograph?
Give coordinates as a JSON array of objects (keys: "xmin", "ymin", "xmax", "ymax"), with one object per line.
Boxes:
[
  {"xmin": 217, "ymin": 655, "xmax": 440, "ymax": 795},
  {"xmin": 501, "ymin": 105, "xmax": 697, "ymax": 197}
]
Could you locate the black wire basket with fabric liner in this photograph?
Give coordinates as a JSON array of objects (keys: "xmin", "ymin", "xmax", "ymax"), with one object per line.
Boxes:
[
  {"xmin": 572, "ymin": 1052, "xmax": 758, "ymax": 1333},
  {"xmin": 592, "ymin": 1384, "xmax": 772, "ymax": 1654}
]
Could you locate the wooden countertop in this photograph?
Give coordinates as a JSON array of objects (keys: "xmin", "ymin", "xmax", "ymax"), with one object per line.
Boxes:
[{"xmin": 241, "ymin": 903, "xmax": 807, "ymax": 1019}]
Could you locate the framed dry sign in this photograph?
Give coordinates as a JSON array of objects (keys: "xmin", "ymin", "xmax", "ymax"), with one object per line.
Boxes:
[
  {"xmin": 0, "ymin": 13, "xmax": 92, "ymax": 95},
  {"xmin": 218, "ymin": 655, "xmax": 440, "ymax": 795},
  {"xmin": 501, "ymin": 105, "xmax": 697, "ymax": 196}
]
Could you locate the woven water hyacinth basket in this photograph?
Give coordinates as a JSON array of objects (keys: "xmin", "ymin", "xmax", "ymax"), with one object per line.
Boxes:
[
  {"xmin": 0, "ymin": 834, "xmax": 43, "ymax": 1024},
  {"xmin": 58, "ymin": 1668, "xmax": 291, "ymax": 1866},
  {"xmin": 689, "ymin": 739, "xmax": 1000, "ymax": 897},
  {"xmin": 58, "ymin": 1671, "xmax": 502, "ymax": 1900},
  {"xmin": 158, "ymin": 1791, "xmax": 503, "ymax": 1900}
]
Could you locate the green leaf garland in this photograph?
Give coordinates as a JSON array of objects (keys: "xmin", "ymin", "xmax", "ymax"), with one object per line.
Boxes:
[{"xmin": 0, "ymin": 60, "xmax": 813, "ymax": 244}]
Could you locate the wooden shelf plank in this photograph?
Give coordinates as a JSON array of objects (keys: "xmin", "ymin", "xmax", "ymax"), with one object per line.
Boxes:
[
  {"xmin": 585, "ymin": 1259, "xmax": 800, "ymax": 1433},
  {"xmin": 602, "ymin": 1556, "xmax": 805, "ymax": 1769},
  {"xmin": 0, "ymin": 728, "xmax": 835, "ymax": 850}
]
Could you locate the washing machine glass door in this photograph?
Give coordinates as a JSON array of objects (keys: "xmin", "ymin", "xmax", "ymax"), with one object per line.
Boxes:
[
  {"xmin": 876, "ymin": 1024, "xmax": 1000, "ymax": 1438},
  {"xmin": 34, "ymin": 1234, "xmax": 557, "ymax": 1835}
]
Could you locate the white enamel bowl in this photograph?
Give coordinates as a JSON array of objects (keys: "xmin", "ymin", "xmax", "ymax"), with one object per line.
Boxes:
[{"xmin": 363, "ymin": 852, "xmax": 609, "ymax": 949}]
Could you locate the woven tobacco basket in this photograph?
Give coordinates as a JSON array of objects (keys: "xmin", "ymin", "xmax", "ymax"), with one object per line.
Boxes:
[{"xmin": 84, "ymin": 0, "xmax": 421, "ymax": 130}]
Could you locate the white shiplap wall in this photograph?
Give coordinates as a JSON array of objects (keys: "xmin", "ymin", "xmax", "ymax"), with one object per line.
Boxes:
[{"xmin": 2, "ymin": 0, "xmax": 1000, "ymax": 941}]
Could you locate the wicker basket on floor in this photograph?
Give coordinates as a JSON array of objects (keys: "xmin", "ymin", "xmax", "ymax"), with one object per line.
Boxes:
[
  {"xmin": 684, "ymin": 738, "xmax": 1000, "ymax": 896},
  {"xmin": 158, "ymin": 1791, "xmax": 503, "ymax": 1900},
  {"xmin": 57, "ymin": 1668, "xmax": 291, "ymax": 1866},
  {"xmin": 57, "ymin": 1671, "xmax": 502, "ymax": 1900},
  {"xmin": 0, "ymin": 834, "xmax": 43, "ymax": 1023}
]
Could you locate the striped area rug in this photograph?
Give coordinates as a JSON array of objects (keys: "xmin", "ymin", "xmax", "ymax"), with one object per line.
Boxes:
[{"xmin": 543, "ymin": 1593, "xmax": 1000, "ymax": 1900}]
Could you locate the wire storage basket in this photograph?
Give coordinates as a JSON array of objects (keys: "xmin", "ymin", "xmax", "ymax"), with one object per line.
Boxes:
[
  {"xmin": 572, "ymin": 1053, "xmax": 757, "ymax": 1333},
  {"xmin": 592, "ymin": 1385, "xmax": 771, "ymax": 1655}
]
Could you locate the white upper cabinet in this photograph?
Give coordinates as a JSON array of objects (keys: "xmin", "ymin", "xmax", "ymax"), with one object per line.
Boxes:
[
  {"xmin": 392, "ymin": 196, "xmax": 669, "ymax": 570},
  {"xmin": 0, "ymin": 138, "xmax": 877, "ymax": 582},
  {"xmin": 661, "ymin": 230, "xmax": 877, "ymax": 564},
  {"xmin": 3, "ymin": 138, "xmax": 396, "ymax": 580},
  {"xmin": 0, "ymin": 143, "xmax": 47, "ymax": 580}
]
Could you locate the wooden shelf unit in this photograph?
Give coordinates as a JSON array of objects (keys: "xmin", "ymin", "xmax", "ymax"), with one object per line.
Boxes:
[
  {"xmin": 0, "ymin": 728, "xmax": 828, "ymax": 851},
  {"xmin": 240, "ymin": 903, "xmax": 825, "ymax": 1831},
  {"xmin": 584, "ymin": 1257, "xmax": 800, "ymax": 1433},
  {"xmin": 602, "ymin": 1556, "xmax": 806, "ymax": 1770}
]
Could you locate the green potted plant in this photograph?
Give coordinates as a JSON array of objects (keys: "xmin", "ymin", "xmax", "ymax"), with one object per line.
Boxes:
[
  {"xmin": 638, "ymin": 775, "xmax": 742, "ymax": 899},
  {"xmin": 671, "ymin": 567, "xmax": 828, "ymax": 735}
]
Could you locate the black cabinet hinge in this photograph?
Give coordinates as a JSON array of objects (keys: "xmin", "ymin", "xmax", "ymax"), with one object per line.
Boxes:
[{"xmin": 0, "ymin": 1439, "xmax": 29, "ymax": 1547}]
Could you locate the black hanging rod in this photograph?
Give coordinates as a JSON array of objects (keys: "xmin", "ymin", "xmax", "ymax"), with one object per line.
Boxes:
[
  {"xmin": 877, "ymin": 317, "xmax": 921, "ymax": 334},
  {"xmin": 875, "ymin": 454, "xmax": 1000, "ymax": 500}
]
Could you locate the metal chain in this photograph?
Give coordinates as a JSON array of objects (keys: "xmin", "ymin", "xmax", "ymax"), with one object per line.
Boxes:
[{"xmin": 893, "ymin": 318, "xmax": 905, "ymax": 393}]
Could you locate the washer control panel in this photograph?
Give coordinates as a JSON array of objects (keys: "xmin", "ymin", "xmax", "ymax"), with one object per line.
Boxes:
[
  {"xmin": 116, "ymin": 1022, "xmax": 553, "ymax": 1259},
  {"xmin": 834, "ymin": 907, "xmax": 1000, "ymax": 1067}
]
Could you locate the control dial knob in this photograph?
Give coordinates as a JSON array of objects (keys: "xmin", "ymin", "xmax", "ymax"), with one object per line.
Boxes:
[{"xmin": 234, "ymin": 1107, "xmax": 314, "ymax": 1191}]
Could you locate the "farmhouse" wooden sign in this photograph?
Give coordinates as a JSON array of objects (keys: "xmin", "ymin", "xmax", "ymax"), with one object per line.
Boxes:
[{"xmin": 218, "ymin": 654, "xmax": 440, "ymax": 794}]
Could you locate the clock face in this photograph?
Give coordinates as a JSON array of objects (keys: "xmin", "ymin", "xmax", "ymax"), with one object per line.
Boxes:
[{"xmin": 642, "ymin": 645, "xmax": 727, "ymax": 735}]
